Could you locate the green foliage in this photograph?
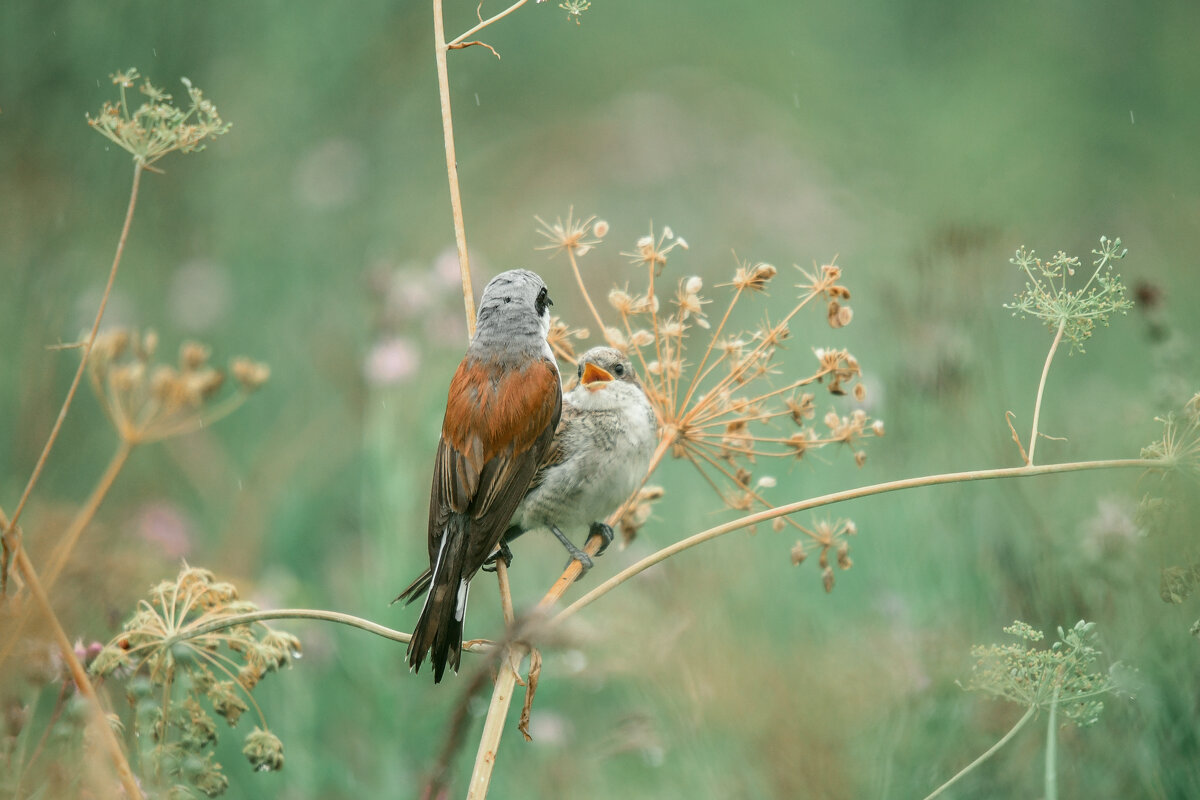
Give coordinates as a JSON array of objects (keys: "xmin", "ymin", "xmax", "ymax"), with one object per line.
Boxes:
[
  {"xmin": 92, "ymin": 565, "xmax": 297, "ymax": 796},
  {"xmin": 86, "ymin": 68, "xmax": 231, "ymax": 167},
  {"xmin": 1005, "ymin": 236, "xmax": 1133, "ymax": 353},
  {"xmin": 967, "ymin": 619, "xmax": 1126, "ymax": 727}
]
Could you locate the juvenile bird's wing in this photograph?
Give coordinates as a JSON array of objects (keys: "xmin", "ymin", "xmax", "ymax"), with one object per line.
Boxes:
[
  {"xmin": 523, "ymin": 398, "xmax": 582, "ymax": 495},
  {"xmin": 430, "ymin": 356, "xmax": 562, "ymax": 573}
]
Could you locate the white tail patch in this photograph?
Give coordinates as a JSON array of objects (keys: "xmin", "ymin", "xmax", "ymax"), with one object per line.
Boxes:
[
  {"xmin": 416, "ymin": 529, "xmax": 450, "ymax": 624},
  {"xmin": 455, "ymin": 578, "xmax": 470, "ymax": 622}
]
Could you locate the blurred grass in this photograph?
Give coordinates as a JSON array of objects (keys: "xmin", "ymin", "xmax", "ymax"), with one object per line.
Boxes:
[{"xmin": 2, "ymin": 0, "xmax": 1199, "ymax": 797}]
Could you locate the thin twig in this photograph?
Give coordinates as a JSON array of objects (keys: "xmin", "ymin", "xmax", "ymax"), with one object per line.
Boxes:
[
  {"xmin": 922, "ymin": 706, "xmax": 1036, "ymax": 800},
  {"xmin": 566, "ymin": 246, "xmax": 611, "ymax": 344},
  {"xmin": 1027, "ymin": 318, "xmax": 1066, "ymax": 466},
  {"xmin": 3, "ymin": 161, "xmax": 144, "ymax": 539},
  {"xmin": 433, "ymin": 0, "xmax": 477, "ymax": 336},
  {"xmin": 449, "ymin": 0, "xmax": 529, "ymax": 46},
  {"xmin": 449, "ymin": 41, "xmax": 501, "ymax": 59}
]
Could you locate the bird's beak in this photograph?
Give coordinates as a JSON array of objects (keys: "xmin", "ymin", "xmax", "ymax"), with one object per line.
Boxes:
[{"xmin": 581, "ymin": 361, "xmax": 614, "ymax": 390}]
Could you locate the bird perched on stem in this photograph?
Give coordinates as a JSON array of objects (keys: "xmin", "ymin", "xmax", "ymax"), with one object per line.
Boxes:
[
  {"xmin": 404, "ymin": 269, "xmax": 561, "ymax": 682},
  {"xmin": 397, "ymin": 346, "xmax": 657, "ymax": 647},
  {"xmin": 506, "ymin": 345, "xmax": 658, "ymax": 570}
]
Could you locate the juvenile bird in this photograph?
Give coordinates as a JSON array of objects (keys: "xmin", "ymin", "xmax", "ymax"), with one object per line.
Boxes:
[
  {"xmin": 506, "ymin": 345, "xmax": 658, "ymax": 570},
  {"xmin": 404, "ymin": 269, "xmax": 561, "ymax": 682},
  {"xmin": 397, "ymin": 346, "xmax": 657, "ymax": 614}
]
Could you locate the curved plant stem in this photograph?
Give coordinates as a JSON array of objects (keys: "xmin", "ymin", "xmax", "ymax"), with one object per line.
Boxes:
[
  {"xmin": 11, "ymin": 544, "xmax": 143, "ymax": 798},
  {"xmin": 468, "ymin": 652, "xmax": 521, "ymax": 799},
  {"xmin": 3, "ymin": 161, "xmax": 144, "ymax": 538},
  {"xmin": 922, "ymin": 706, "xmax": 1036, "ymax": 800},
  {"xmin": 555, "ymin": 457, "xmax": 1156, "ymax": 623},
  {"xmin": 176, "ymin": 608, "xmax": 405, "ymax": 645},
  {"xmin": 433, "ymin": 0, "xmax": 477, "ymax": 337},
  {"xmin": 1027, "ymin": 318, "xmax": 1066, "ymax": 465}
]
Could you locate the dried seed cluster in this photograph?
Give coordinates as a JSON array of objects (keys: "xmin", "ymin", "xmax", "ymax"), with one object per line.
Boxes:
[
  {"xmin": 92, "ymin": 566, "xmax": 295, "ymax": 795},
  {"xmin": 537, "ymin": 212, "xmax": 883, "ymax": 588},
  {"xmin": 88, "ymin": 328, "xmax": 268, "ymax": 445}
]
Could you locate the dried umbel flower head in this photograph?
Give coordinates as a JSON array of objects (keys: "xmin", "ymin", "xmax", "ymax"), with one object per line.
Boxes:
[
  {"xmin": 541, "ymin": 212, "xmax": 881, "ymax": 551},
  {"xmin": 88, "ymin": 328, "xmax": 268, "ymax": 444},
  {"xmin": 87, "ymin": 69, "xmax": 231, "ymax": 167},
  {"xmin": 535, "ymin": 208, "xmax": 601, "ymax": 258},
  {"xmin": 789, "ymin": 517, "xmax": 857, "ymax": 592},
  {"xmin": 92, "ymin": 565, "xmax": 294, "ymax": 793}
]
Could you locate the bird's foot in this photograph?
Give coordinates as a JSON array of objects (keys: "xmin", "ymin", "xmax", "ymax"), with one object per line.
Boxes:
[
  {"xmin": 586, "ymin": 522, "xmax": 614, "ymax": 558},
  {"xmin": 551, "ymin": 526, "xmax": 593, "ymax": 579},
  {"xmin": 480, "ymin": 541, "xmax": 514, "ymax": 573}
]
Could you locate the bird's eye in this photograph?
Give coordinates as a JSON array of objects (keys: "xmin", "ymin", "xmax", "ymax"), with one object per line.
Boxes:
[
  {"xmin": 535, "ymin": 286, "xmax": 551, "ymax": 315},
  {"xmin": 577, "ymin": 363, "xmax": 584, "ymax": 379},
  {"xmin": 613, "ymin": 362, "xmax": 625, "ymax": 376}
]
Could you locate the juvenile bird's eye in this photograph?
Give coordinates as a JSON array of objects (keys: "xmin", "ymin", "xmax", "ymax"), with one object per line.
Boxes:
[
  {"xmin": 577, "ymin": 363, "xmax": 584, "ymax": 379},
  {"xmin": 535, "ymin": 286, "xmax": 551, "ymax": 315},
  {"xmin": 613, "ymin": 362, "xmax": 625, "ymax": 376}
]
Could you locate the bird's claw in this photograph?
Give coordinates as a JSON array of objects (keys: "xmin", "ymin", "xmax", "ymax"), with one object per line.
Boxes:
[
  {"xmin": 586, "ymin": 522, "xmax": 614, "ymax": 558},
  {"xmin": 481, "ymin": 541, "xmax": 514, "ymax": 573}
]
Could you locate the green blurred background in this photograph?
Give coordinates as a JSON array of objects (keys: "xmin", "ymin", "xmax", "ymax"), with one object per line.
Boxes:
[{"xmin": 3, "ymin": 0, "xmax": 1199, "ymax": 797}]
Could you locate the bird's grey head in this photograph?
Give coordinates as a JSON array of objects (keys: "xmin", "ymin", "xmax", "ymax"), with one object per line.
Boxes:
[
  {"xmin": 576, "ymin": 346, "xmax": 639, "ymax": 386},
  {"xmin": 470, "ymin": 269, "xmax": 554, "ymax": 358}
]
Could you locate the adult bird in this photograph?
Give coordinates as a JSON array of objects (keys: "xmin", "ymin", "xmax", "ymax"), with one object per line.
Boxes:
[{"xmin": 404, "ymin": 269, "xmax": 561, "ymax": 682}]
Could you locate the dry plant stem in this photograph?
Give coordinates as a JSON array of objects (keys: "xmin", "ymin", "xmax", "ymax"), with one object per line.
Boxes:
[
  {"xmin": 1027, "ymin": 318, "xmax": 1066, "ymax": 465},
  {"xmin": 467, "ymin": 438, "xmax": 673, "ymax": 797},
  {"xmin": 922, "ymin": 706, "xmax": 1036, "ymax": 800},
  {"xmin": 44, "ymin": 438, "xmax": 135, "ymax": 590},
  {"xmin": 12, "ymin": 546, "xmax": 143, "ymax": 799},
  {"xmin": 449, "ymin": 0, "xmax": 528, "ymax": 46},
  {"xmin": 566, "ymin": 248, "xmax": 609, "ymax": 342},
  {"xmin": 556, "ymin": 457, "xmax": 1157, "ymax": 623},
  {"xmin": 433, "ymin": 0, "xmax": 477, "ymax": 336},
  {"xmin": 172, "ymin": 607, "xmax": 432, "ymax": 647},
  {"xmin": 467, "ymin": 651, "xmax": 522, "ymax": 800},
  {"xmin": 0, "ymin": 440, "xmax": 136, "ymax": 673},
  {"xmin": 3, "ymin": 161, "xmax": 144, "ymax": 538}
]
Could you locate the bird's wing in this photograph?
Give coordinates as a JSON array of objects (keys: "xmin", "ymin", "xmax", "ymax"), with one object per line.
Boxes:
[
  {"xmin": 523, "ymin": 398, "xmax": 581, "ymax": 494},
  {"xmin": 429, "ymin": 356, "xmax": 562, "ymax": 572}
]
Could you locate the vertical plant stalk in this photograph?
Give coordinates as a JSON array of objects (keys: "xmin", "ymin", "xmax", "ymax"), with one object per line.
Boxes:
[
  {"xmin": 467, "ymin": 436, "xmax": 672, "ymax": 797},
  {"xmin": 922, "ymin": 706, "xmax": 1035, "ymax": 800},
  {"xmin": 1044, "ymin": 684, "xmax": 1060, "ymax": 800},
  {"xmin": 3, "ymin": 162, "xmax": 144, "ymax": 540},
  {"xmin": 11, "ymin": 544, "xmax": 143, "ymax": 799},
  {"xmin": 1027, "ymin": 318, "xmax": 1065, "ymax": 466},
  {"xmin": 433, "ymin": 0, "xmax": 477, "ymax": 337}
]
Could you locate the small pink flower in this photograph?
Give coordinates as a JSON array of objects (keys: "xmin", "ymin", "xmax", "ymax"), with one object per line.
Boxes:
[
  {"xmin": 364, "ymin": 337, "xmax": 420, "ymax": 386},
  {"xmin": 135, "ymin": 501, "xmax": 193, "ymax": 558}
]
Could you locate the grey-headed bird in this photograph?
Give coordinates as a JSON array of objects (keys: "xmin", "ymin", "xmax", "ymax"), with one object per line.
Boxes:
[{"xmin": 404, "ymin": 269, "xmax": 561, "ymax": 682}]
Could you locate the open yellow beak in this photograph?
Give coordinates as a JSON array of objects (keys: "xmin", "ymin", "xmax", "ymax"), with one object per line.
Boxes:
[{"xmin": 581, "ymin": 361, "xmax": 614, "ymax": 389}]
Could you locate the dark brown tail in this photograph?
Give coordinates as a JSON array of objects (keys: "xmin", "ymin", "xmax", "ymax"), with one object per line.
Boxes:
[{"xmin": 407, "ymin": 515, "xmax": 470, "ymax": 682}]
